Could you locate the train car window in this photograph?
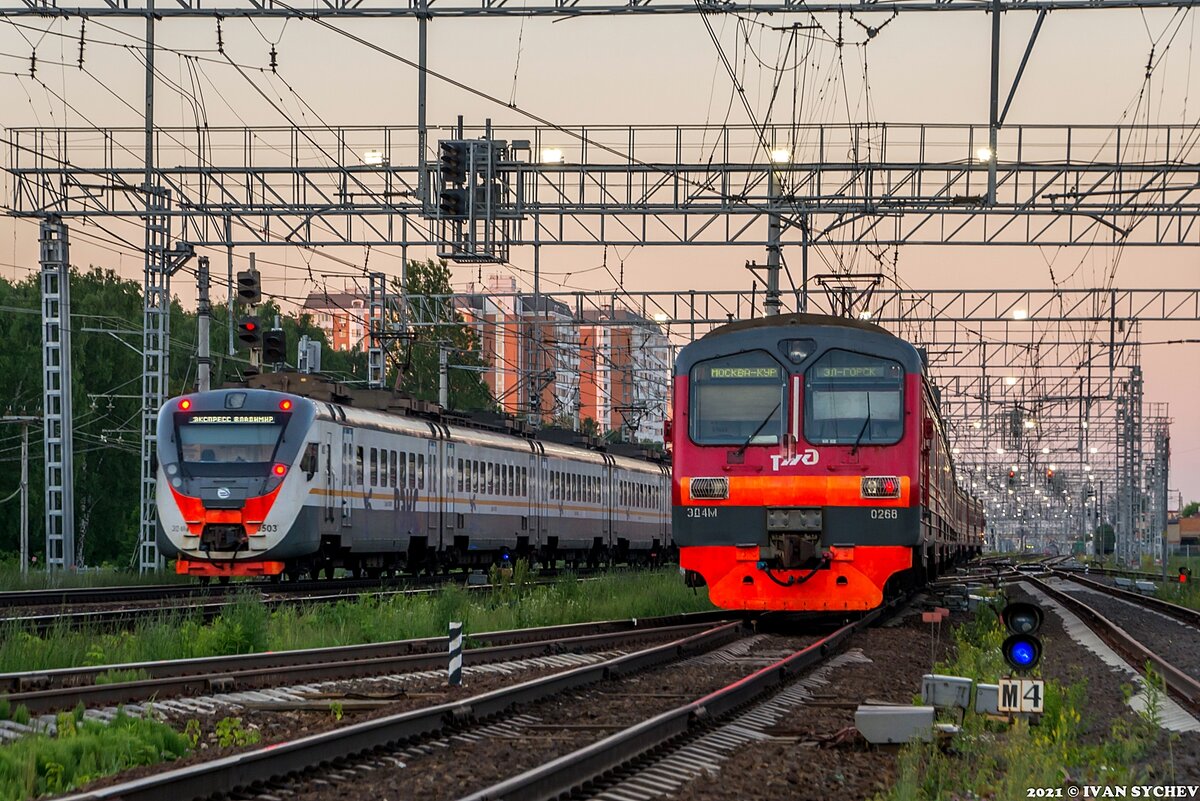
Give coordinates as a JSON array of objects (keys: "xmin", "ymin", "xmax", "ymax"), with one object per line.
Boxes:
[
  {"xmin": 520, "ymin": 467, "xmax": 526, "ymax": 497},
  {"xmin": 408, "ymin": 453, "xmax": 416, "ymax": 488},
  {"xmin": 689, "ymin": 350, "xmax": 785, "ymax": 445},
  {"xmin": 369, "ymin": 448, "xmax": 378, "ymax": 487},
  {"xmin": 356, "ymin": 446, "xmax": 364, "ymax": 486},
  {"xmin": 457, "ymin": 458, "xmax": 464, "ymax": 492},
  {"xmin": 805, "ymin": 350, "xmax": 904, "ymax": 446},
  {"xmin": 502, "ymin": 463, "xmax": 509, "ymax": 496},
  {"xmin": 485, "ymin": 462, "xmax": 493, "ymax": 495},
  {"xmin": 418, "ymin": 454, "xmax": 425, "ymax": 489},
  {"xmin": 400, "ymin": 451, "xmax": 407, "ymax": 486},
  {"xmin": 390, "ymin": 451, "xmax": 398, "ymax": 489}
]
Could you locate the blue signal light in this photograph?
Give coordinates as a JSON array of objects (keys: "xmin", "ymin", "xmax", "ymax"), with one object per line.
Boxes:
[
  {"xmin": 1010, "ymin": 640, "xmax": 1036, "ymax": 667},
  {"xmin": 1002, "ymin": 633, "xmax": 1042, "ymax": 672},
  {"xmin": 501, "ymin": 552, "xmax": 511, "ymax": 561}
]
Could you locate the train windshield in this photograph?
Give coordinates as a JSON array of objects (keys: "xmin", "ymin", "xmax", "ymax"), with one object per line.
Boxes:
[
  {"xmin": 690, "ymin": 351, "xmax": 785, "ymax": 446},
  {"xmin": 177, "ymin": 414, "xmax": 286, "ymax": 465},
  {"xmin": 804, "ymin": 350, "xmax": 904, "ymax": 445}
]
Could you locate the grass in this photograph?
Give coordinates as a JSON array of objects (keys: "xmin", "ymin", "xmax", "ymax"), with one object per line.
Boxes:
[
  {"xmin": 0, "ymin": 708, "xmax": 188, "ymax": 801},
  {"xmin": 880, "ymin": 603, "xmax": 1176, "ymax": 800},
  {"xmin": 0, "ymin": 569, "xmax": 712, "ymax": 673},
  {"xmin": 0, "ymin": 562, "xmax": 191, "ymax": 592}
]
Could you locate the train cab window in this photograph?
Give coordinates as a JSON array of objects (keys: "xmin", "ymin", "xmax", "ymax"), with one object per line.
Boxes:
[
  {"xmin": 690, "ymin": 351, "xmax": 785, "ymax": 446},
  {"xmin": 804, "ymin": 350, "xmax": 905, "ymax": 446},
  {"xmin": 300, "ymin": 442, "xmax": 319, "ymax": 476},
  {"xmin": 418, "ymin": 454, "xmax": 426, "ymax": 489},
  {"xmin": 176, "ymin": 414, "xmax": 286, "ymax": 469},
  {"xmin": 390, "ymin": 451, "xmax": 398, "ymax": 489}
]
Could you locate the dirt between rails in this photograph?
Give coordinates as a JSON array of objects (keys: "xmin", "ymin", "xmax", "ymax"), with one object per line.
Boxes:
[
  {"xmin": 280, "ymin": 634, "xmax": 823, "ymax": 801},
  {"xmin": 675, "ymin": 612, "xmax": 953, "ymax": 801},
  {"xmin": 67, "ymin": 630, "xmax": 707, "ymax": 794}
]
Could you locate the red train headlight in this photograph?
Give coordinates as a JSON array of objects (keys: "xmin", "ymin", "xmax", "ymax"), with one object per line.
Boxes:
[
  {"xmin": 179, "ymin": 398, "xmax": 192, "ymax": 411},
  {"xmin": 272, "ymin": 463, "xmax": 288, "ymax": 477},
  {"xmin": 861, "ymin": 476, "xmax": 901, "ymax": 498}
]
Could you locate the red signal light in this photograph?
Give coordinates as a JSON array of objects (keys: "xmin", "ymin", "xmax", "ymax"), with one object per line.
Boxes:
[
  {"xmin": 179, "ymin": 398, "xmax": 192, "ymax": 411},
  {"xmin": 279, "ymin": 399, "xmax": 293, "ymax": 411},
  {"xmin": 272, "ymin": 463, "xmax": 288, "ymax": 477},
  {"xmin": 245, "ymin": 321, "xmax": 257, "ymax": 331}
]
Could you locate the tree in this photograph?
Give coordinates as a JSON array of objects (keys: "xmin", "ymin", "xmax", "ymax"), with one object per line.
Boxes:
[
  {"xmin": 1183, "ymin": 501, "xmax": 1199, "ymax": 519},
  {"xmin": 389, "ymin": 259, "xmax": 495, "ymax": 412}
]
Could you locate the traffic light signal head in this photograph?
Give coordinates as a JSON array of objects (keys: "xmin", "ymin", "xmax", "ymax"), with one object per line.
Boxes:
[
  {"xmin": 438, "ymin": 188, "xmax": 469, "ymax": 219},
  {"xmin": 237, "ymin": 270, "xmax": 262, "ymax": 305},
  {"xmin": 263, "ymin": 329, "xmax": 287, "ymax": 365},
  {"xmin": 1181, "ymin": 566, "xmax": 1193, "ymax": 584},
  {"xmin": 1000, "ymin": 601, "xmax": 1044, "ymax": 673},
  {"xmin": 237, "ymin": 316, "xmax": 262, "ymax": 347},
  {"xmin": 439, "ymin": 141, "xmax": 468, "ymax": 186}
]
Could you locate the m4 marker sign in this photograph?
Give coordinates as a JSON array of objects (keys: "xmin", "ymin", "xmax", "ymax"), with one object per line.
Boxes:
[{"xmin": 998, "ymin": 678, "xmax": 1045, "ymax": 713}]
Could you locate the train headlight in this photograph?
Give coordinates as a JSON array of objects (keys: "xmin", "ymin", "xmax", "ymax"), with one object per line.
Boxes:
[
  {"xmin": 779, "ymin": 338, "xmax": 816, "ymax": 364},
  {"xmin": 861, "ymin": 476, "xmax": 901, "ymax": 498},
  {"xmin": 165, "ymin": 463, "xmax": 179, "ymax": 476},
  {"xmin": 272, "ymin": 463, "xmax": 288, "ymax": 477},
  {"xmin": 178, "ymin": 398, "xmax": 191, "ymax": 411}
]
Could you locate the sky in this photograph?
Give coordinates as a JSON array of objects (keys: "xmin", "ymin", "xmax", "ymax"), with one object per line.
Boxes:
[{"xmin": 0, "ymin": 4, "xmax": 1198, "ymax": 501}]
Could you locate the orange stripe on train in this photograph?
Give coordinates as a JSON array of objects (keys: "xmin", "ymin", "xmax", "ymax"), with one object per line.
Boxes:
[{"xmin": 682, "ymin": 475, "xmax": 910, "ymax": 506}]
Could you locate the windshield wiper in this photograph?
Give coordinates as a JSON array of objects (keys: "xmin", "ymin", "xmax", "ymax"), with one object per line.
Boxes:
[
  {"xmin": 850, "ymin": 393, "xmax": 873, "ymax": 456},
  {"xmin": 735, "ymin": 402, "xmax": 781, "ymax": 456}
]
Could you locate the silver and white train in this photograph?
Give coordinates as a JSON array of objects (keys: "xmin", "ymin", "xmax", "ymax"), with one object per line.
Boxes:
[{"xmin": 156, "ymin": 385, "xmax": 671, "ymax": 580}]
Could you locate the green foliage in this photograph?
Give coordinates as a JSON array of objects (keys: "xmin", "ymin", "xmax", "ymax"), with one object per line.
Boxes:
[
  {"xmin": 1182, "ymin": 501, "xmax": 1199, "ymax": 518},
  {"xmin": 390, "ymin": 259, "xmax": 495, "ymax": 412},
  {"xmin": 183, "ymin": 719, "xmax": 201, "ymax": 749},
  {"xmin": 0, "ymin": 710, "xmax": 188, "ymax": 801},
  {"xmin": 214, "ymin": 717, "xmax": 259, "ymax": 748},
  {"xmin": 329, "ymin": 701, "xmax": 344, "ymax": 722},
  {"xmin": 93, "ymin": 669, "xmax": 151, "ymax": 686},
  {"xmin": 2, "ymin": 570, "xmax": 711, "ymax": 672},
  {"xmin": 10, "ymin": 707, "xmax": 29, "ymax": 727},
  {"xmin": 882, "ymin": 606, "xmax": 1166, "ymax": 801}
]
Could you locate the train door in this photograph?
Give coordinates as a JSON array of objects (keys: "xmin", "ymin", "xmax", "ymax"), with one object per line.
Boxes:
[
  {"xmin": 527, "ymin": 450, "xmax": 538, "ymax": 547},
  {"xmin": 658, "ymin": 466, "xmax": 669, "ymax": 543},
  {"xmin": 426, "ymin": 438, "xmax": 440, "ymax": 548},
  {"xmin": 323, "ymin": 429, "xmax": 335, "ymax": 524},
  {"xmin": 341, "ymin": 426, "xmax": 354, "ymax": 527},
  {"xmin": 445, "ymin": 441, "xmax": 456, "ymax": 538},
  {"xmin": 603, "ymin": 455, "xmax": 615, "ymax": 542}
]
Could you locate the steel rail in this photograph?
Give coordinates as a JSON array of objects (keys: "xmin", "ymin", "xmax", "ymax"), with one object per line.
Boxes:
[
  {"xmin": 0, "ymin": 574, "xmax": 611, "ymax": 632},
  {"xmin": 458, "ymin": 605, "xmax": 886, "ymax": 801},
  {"xmin": 0, "ymin": 566, "xmax": 611, "ymax": 608},
  {"xmin": 1051, "ymin": 571, "xmax": 1200, "ymax": 629},
  {"xmin": 2, "ymin": 612, "xmax": 734, "ymax": 713},
  {"xmin": 1021, "ymin": 575, "xmax": 1200, "ymax": 714},
  {"xmin": 55, "ymin": 621, "xmax": 745, "ymax": 801}
]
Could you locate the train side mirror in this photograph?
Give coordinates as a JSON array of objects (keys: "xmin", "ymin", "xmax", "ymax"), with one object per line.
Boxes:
[
  {"xmin": 301, "ymin": 442, "xmax": 318, "ymax": 481},
  {"xmin": 664, "ymin": 419, "xmax": 673, "ymax": 443}
]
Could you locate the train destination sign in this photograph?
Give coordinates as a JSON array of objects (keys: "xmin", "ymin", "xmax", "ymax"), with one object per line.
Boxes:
[
  {"xmin": 707, "ymin": 366, "xmax": 781, "ymax": 380},
  {"xmin": 814, "ymin": 366, "xmax": 893, "ymax": 379},
  {"xmin": 186, "ymin": 415, "xmax": 277, "ymax": 425}
]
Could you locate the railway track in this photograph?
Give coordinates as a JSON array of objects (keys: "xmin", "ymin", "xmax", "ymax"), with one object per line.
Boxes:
[
  {"xmin": 0, "ymin": 566, "xmax": 612, "ymax": 610},
  {"xmin": 1021, "ymin": 574, "xmax": 1200, "ymax": 715},
  {"xmin": 56, "ymin": 619, "xmax": 747, "ymax": 801},
  {"xmin": 0, "ymin": 610, "xmax": 734, "ymax": 716},
  {"xmin": 0, "ymin": 572, "xmax": 613, "ymax": 633}
]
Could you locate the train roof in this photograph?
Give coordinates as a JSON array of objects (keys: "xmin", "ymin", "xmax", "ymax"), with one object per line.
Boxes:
[
  {"xmin": 678, "ymin": 312, "xmax": 923, "ymax": 375},
  {"xmin": 703, "ymin": 312, "xmax": 895, "ymax": 340}
]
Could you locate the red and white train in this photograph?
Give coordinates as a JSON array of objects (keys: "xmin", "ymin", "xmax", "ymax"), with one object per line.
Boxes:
[{"xmin": 156, "ymin": 379, "xmax": 670, "ymax": 580}]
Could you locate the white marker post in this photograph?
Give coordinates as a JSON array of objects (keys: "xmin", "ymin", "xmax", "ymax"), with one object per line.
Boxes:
[{"xmin": 448, "ymin": 621, "xmax": 463, "ymax": 686}]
